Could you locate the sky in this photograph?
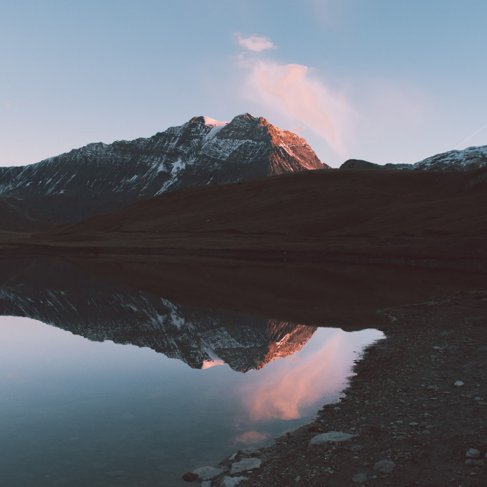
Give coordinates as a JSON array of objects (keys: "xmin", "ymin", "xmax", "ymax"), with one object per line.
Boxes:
[{"xmin": 1, "ymin": 0, "xmax": 487, "ymax": 168}]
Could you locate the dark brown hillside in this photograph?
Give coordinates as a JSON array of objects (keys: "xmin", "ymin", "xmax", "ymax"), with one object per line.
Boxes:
[{"xmin": 40, "ymin": 166, "xmax": 487, "ymax": 265}]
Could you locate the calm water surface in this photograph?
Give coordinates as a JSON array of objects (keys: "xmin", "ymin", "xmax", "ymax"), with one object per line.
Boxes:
[
  {"xmin": 0, "ymin": 260, "xmax": 383, "ymax": 486},
  {"xmin": 0, "ymin": 318, "xmax": 382, "ymax": 487}
]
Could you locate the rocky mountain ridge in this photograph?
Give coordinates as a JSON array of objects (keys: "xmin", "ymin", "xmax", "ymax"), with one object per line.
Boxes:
[{"xmin": 0, "ymin": 114, "xmax": 326, "ymax": 224}]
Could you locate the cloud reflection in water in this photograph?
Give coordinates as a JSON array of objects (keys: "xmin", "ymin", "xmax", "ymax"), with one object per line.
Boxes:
[{"xmin": 242, "ymin": 329, "xmax": 363, "ymax": 421}]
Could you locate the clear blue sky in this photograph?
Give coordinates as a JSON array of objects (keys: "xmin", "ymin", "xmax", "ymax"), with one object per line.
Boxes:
[{"xmin": 1, "ymin": 0, "xmax": 486, "ymax": 167}]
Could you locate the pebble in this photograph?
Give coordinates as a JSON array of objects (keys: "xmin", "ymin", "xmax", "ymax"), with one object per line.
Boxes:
[
  {"xmin": 373, "ymin": 459, "xmax": 396, "ymax": 474},
  {"xmin": 220, "ymin": 476, "xmax": 248, "ymax": 487},
  {"xmin": 453, "ymin": 381, "xmax": 465, "ymax": 387},
  {"xmin": 201, "ymin": 482, "xmax": 212, "ymax": 487},
  {"xmin": 466, "ymin": 448, "xmax": 480, "ymax": 459},
  {"xmin": 352, "ymin": 472, "xmax": 367, "ymax": 484},
  {"xmin": 309, "ymin": 431, "xmax": 355, "ymax": 446},
  {"xmin": 192, "ymin": 465, "xmax": 224, "ymax": 480},
  {"xmin": 351, "ymin": 445, "xmax": 364, "ymax": 452},
  {"xmin": 230, "ymin": 458, "xmax": 262, "ymax": 475}
]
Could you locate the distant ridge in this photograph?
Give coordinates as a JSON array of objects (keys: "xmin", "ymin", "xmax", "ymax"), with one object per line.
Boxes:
[
  {"xmin": 340, "ymin": 145, "xmax": 487, "ymax": 171},
  {"xmin": 0, "ymin": 114, "xmax": 327, "ymax": 224}
]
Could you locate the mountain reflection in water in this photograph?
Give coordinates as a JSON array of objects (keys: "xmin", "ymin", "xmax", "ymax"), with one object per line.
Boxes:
[
  {"xmin": 0, "ymin": 259, "xmax": 382, "ymax": 487},
  {"xmin": 0, "ymin": 259, "xmax": 317, "ymax": 372}
]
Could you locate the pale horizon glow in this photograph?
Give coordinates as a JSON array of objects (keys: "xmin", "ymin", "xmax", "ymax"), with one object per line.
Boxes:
[{"xmin": 455, "ymin": 123, "xmax": 487, "ymax": 150}]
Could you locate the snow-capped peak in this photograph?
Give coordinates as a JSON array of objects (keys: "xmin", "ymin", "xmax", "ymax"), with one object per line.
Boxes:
[{"xmin": 202, "ymin": 116, "xmax": 228, "ymax": 127}]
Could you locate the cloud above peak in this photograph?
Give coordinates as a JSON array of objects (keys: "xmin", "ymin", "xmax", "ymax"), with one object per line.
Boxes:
[
  {"xmin": 238, "ymin": 35, "xmax": 276, "ymax": 52},
  {"xmin": 241, "ymin": 60, "xmax": 356, "ymax": 157}
]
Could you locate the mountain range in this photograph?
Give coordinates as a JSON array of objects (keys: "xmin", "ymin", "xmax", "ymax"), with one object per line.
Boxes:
[
  {"xmin": 1, "ymin": 112, "xmax": 487, "ymax": 232},
  {"xmin": 0, "ymin": 114, "xmax": 325, "ymax": 225}
]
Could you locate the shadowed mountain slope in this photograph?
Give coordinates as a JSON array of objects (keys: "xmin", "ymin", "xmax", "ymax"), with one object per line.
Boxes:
[{"xmin": 0, "ymin": 196, "xmax": 51, "ymax": 230}]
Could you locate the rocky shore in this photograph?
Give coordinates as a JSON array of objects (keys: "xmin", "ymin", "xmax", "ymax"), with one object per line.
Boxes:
[{"xmin": 184, "ymin": 290, "xmax": 487, "ymax": 486}]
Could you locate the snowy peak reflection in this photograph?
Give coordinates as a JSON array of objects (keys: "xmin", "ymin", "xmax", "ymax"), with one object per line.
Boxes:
[{"xmin": 0, "ymin": 259, "xmax": 316, "ymax": 372}]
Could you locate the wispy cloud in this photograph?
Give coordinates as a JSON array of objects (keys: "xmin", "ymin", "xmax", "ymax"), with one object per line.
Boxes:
[
  {"xmin": 4, "ymin": 103, "xmax": 12, "ymax": 109},
  {"xmin": 241, "ymin": 60, "xmax": 356, "ymax": 157},
  {"xmin": 237, "ymin": 35, "xmax": 277, "ymax": 52}
]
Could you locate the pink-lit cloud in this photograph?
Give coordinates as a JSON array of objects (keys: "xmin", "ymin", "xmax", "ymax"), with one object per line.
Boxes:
[
  {"xmin": 238, "ymin": 35, "xmax": 277, "ymax": 52},
  {"xmin": 242, "ymin": 332, "xmax": 348, "ymax": 421},
  {"xmin": 241, "ymin": 60, "xmax": 356, "ymax": 157},
  {"xmin": 4, "ymin": 103, "xmax": 12, "ymax": 108}
]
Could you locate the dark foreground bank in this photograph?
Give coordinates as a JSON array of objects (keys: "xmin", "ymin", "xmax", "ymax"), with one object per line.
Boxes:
[{"xmin": 186, "ymin": 291, "xmax": 487, "ymax": 486}]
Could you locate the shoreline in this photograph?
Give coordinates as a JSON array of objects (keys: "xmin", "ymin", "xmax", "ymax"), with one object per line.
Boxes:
[{"xmin": 189, "ymin": 291, "xmax": 487, "ymax": 486}]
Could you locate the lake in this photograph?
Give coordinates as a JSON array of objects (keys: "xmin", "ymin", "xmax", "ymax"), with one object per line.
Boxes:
[{"xmin": 0, "ymin": 259, "xmax": 383, "ymax": 486}]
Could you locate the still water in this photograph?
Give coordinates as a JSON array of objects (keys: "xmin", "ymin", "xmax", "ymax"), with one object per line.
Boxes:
[{"xmin": 0, "ymin": 260, "xmax": 383, "ymax": 486}]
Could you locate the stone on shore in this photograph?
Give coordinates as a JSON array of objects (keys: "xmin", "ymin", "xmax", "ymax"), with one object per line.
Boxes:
[
  {"xmin": 352, "ymin": 472, "xmax": 367, "ymax": 484},
  {"xmin": 192, "ymin": 467, "xmax": 223, "ymax": 480},
  {"xmin": 466, "ymin": 448, "xmax": 480, "ymax": 458},
  {"xmin": 308, "ymin": 431, "xmax": 355, "ymax": 446},
  {"xmin": 373, "ymin": 459, "xmax": 396, "ymax": 474},
  {"xmin": 192, "ymin": 465, "xmax": 224, "ymax": 480},
  {"xmin": 230, "ymin": 458, "xmax": 262, "ymax": 475}
]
